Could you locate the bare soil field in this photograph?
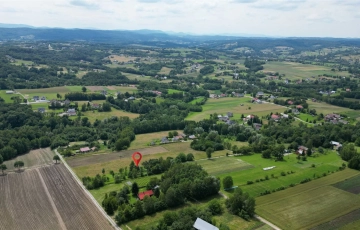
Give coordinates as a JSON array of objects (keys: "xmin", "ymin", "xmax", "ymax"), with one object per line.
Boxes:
[
  {"xmin": 0, "ymin": 164, "xmax": 113, "ymax": 230},
  {"xmin": 67, "ymin": 146, "xmax": 168, "ymax": 168},
  {"xmin": 5, "ymin": 148, "xmax": 54, "ymax": 171},
  {"xmin": 39, "ymin": 165, "xmax": 113, "ymax": 230}
]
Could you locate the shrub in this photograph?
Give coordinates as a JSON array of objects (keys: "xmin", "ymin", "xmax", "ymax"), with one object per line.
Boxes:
[
  {"xmin": 311, "ymin": 164, "xmax": 316, "ymax": 168},
  {"xmin": 247, "ymin": 181, "xmax": 254, "ymax": 185},
  {"xmin": 281, "ymin": 172, "xmax": 286, "ymax": 176}
]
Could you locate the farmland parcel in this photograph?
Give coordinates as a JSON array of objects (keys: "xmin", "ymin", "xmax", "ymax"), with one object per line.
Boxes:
[{"xmin": 0, "ymin": 164, "xmax": 113, "ymax": 230}]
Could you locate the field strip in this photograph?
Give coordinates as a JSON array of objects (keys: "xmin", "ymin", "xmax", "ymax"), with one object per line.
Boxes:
[
  {"xmin": 257, "ymin": 170, "xmax": 360, "ymax": 208},
  {"xmin": 55, "ymin": 149, "xmax": 121, "ymax": 230},
  {"xmin": 36, "ymin": 168, "xmax": 67, "ymax": 230}
]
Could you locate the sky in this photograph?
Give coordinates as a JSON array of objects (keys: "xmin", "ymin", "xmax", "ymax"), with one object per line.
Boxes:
[{"xmin": 0, "ymin": 0, "xmax": 360, "ymax": 37}]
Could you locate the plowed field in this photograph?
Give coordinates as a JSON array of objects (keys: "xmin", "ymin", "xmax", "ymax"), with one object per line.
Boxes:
[{"xmin": 0, "ymin": 165, "xmax": 114, "ymax": 230}]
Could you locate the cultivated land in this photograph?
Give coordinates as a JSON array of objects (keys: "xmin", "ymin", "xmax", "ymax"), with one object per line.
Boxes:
[
  {"xmin": 262, "ymin": 61, "xmax": 350, "ymax": 80},
  {"xmin": 67, "ymin": 146, "xmax": 168, "ymax": 168},
  {"xmin": 0, "ymin": 164, "xmax": 113, "ymax": 230},
  {"xmin": 4, "ymin": 148, "xmax": 55, "ymax": 171},
  {"xmin": 256, "ymin": 169, "xmax": 360, "ymax": 230},
  {"xmin": 219, "ymin": 152, "xmax": 345, "ymax": 197},
  {"xmin": 186, "ymin": 97, "xmax": 285, "ymax": 121}
]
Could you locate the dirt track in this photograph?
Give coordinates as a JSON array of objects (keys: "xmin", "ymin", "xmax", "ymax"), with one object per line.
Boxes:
[{"xmin": 66, "ymin": 146, "xmax": 168, "ymax": 168}]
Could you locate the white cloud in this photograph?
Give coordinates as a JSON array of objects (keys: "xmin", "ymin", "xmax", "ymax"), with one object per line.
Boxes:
[{"xmin": 0, "ymin": 0, "xmax": 358, "ymax": 37}]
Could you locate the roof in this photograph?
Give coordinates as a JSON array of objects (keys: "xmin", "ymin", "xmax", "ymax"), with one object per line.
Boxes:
[
  {"xmin": 138, "ymin": 190, "xmax": 154, "ymax": 200},
  {"xmin": 271, "ymin": 114, "xmax": 280, "ymax": 119},
  {"xmin": 193, "ymin": 218, "xmax": 219, "ymax": 230},
  {"xmin": 80, "ymin": 147, "xmax": 90, "ymax": 152}
]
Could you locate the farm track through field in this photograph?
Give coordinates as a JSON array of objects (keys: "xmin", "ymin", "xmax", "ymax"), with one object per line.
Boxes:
[
  {"xmin": 67, "ymin": 146, "xmax": 168, "ymax": 168},
  {"xmin": 39, "ymin": 165, "xmax": 114, "ymax": 230},
  {"xmin": 0, "ymin": 170, "xmax": 63, "ymax": 230}
]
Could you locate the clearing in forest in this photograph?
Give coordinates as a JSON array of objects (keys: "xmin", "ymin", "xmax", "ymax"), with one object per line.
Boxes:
[{"xmin": 0, "ymin": 164, "xmax": 113, "ymax": 230}]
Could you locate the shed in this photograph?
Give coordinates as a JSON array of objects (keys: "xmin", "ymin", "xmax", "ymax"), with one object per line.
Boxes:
[{"xmin": 193, "ymin": 218, "xmax": 219, "ymax": 230}]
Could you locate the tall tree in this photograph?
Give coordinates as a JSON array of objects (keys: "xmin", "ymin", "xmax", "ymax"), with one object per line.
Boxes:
[
  {"xmin": 53, "ymin": 155, "xmax": 60, "ymax": 164},
  {"xmin": 222, "ymin": 176, "xmax": 233, "ymax": 189},
  {"xmin": 131, "ymin": 182, "xmax": 139, "ymax": 196},
  {"xmin": 14, "ymin": 161, "xmax": 24, "ymax": 171}
]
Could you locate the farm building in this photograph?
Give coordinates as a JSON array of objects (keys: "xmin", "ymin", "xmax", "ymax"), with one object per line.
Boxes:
[
  {"xmin": 256, "ymin": 91, "xmax": 264, "ymax": 97},
  {"xmin": 80, "ymin": 147, "xmax": 91, "ymax": 153},
  {"xmin": 5, "ymin": 90, "xmax": 14, "ymax": 94},
  {"xmin": 38, "ymin": 108, "xmax": 46, "ymax": 113},
  {"xmin": 193, "ymin": 218, "xmax": 219, "ymax": 230},
  {"xmin": 67, "ymin": 108, "xmax": 77, "ymax": 116},
  {"xmin": 138, "ymin": 190, "xmax": 154, "ymax": 200},
  {"xmin": 297, "ymin": 146, "xmax": 308, "ymax": 155},
  {"xmin": 330, "ymin": 141, "xmax": 342, "ymax": 150}
]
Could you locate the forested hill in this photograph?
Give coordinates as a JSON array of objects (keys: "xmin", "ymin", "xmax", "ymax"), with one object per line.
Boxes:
[{"xmin": 0, "ymin": 28, "xmax": 240, "ymax": 44}]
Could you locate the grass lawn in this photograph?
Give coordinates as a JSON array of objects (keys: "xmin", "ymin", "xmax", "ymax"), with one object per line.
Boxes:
[
  {"xmin": 196, "ymin": 157, "xmax": 254, "ymax": 176},
  {"xmin": 256, "ymin": 169, "xmax": 360, "ymax": 230},
  {"xmin": 82, "ymin": 110, "xmax": 140, "ymax": 122},
  {"xmin": 11, "ymin": 59, "xmax": 34, "ymax": 66},
  {"xmin": 0, "ymin": 91, "xmax": 17, "ymax": 103},
  {"xmin": 218, "ymin": 151, "xmax": 345, "ymax": 197},
  {"xmin": 159, "ymin": 67, "xmax": 172, "ymax": 75},
  {"xmin": 263, "ymin": 61, "xmax": 349, "ymax": 80},
  {"xmin": 298, "ymin": 113, "xmax": 317, "ymax": 122},
  {"xmin": 186, "ymin": 97, "xmax": 285, "ymax": 121}
]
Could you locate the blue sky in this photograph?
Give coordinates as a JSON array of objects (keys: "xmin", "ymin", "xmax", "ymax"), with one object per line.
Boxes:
[{"xmin": 0, "ymin": 0, "xmax": 359, "ymax": 37}]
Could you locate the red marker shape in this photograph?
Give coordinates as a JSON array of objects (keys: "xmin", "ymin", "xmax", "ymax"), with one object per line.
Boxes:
[{"xmin": 132, "ymin": 152, "xmax": 142, "ymax": 167}]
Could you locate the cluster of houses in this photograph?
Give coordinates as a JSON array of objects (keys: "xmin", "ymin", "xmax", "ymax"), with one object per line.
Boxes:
[
  {"xmin": 159, "ymin": 133, "xmax": 196, "ymax": 145},
  {"xmin": 217, "ymin": 112, "xmax": 236, "ymax": 125},
  {"xmin": 325, "ymin": 113, "xmax": 348, "ymax": 124},
  {"xmin": 319, "ymin": 90, "xmax": 336, "ymax": 95},
  {"xmin": 146, "ymin": 90, "xmax": 162, "ymax": 96},
  {"xmin": 251, "ymin": 98, "xmax": 263, "ymax": 104},
  {"xmin": 33, "ymin": 96, "xmax": 49, "ymax": 102}
]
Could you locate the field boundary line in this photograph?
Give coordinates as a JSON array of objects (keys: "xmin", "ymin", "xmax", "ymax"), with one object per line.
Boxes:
[
  {"xmin": 55, "ymin": 149, "xmax": 121, "ymax": 230},
  {"xmin": 256, "ymin": 170, "xmax": 360, "ymax": 208},
  {"xmin": 218, "ymin": 192, "xmax": 281, "ymax": 230},
  {"xmin": 36, "ymin": 168, "xmax": 68, "ymax": 230}
]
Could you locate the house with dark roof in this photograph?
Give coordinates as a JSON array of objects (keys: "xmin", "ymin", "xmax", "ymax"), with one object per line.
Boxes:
[
  {"xmin": 38, "ymin": 108, "xmax": 46, "ymax": 113},
  {"xmin": 161, "ymin": 137, "xmax": 169, "ymax": 144},
  {"xmin": 227, "ymin": 112, "xmax": 233, "ymax": 117},
  {"xmin": 67, "ymin": 108, "xmax": 77, "ymax": 116},
  {"xmin": 138, "ymin": 190, "xmax": 154, "ymax": 200},
  {"xmin": 253, "ymin": 123, "xmax": 262, "ymax": 131}
]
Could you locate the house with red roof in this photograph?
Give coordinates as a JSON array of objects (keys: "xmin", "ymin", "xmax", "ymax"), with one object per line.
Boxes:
[
  {"xmin": 296, "ymin": 105, "xmax": 303, "ymax": 109},
  {"xmin": 271, "ymin": 114, "xmax": 280, "ymax": 121},
  {"xmin": 138, "ymin": 190, "xmax": 154, "ymax": 200},
  {"xmin": 287, "ymin": 100, "xmax": 294, "ymax": 105},
  {"xmin": 80, "ymin": 147, "xmax": 91, "ymax": 153}
]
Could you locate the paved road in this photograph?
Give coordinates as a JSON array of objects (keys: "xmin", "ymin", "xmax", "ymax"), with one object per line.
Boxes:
[{"xmin": 55, "ymin": 149, "xmax": 121, "ymax": 230}]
